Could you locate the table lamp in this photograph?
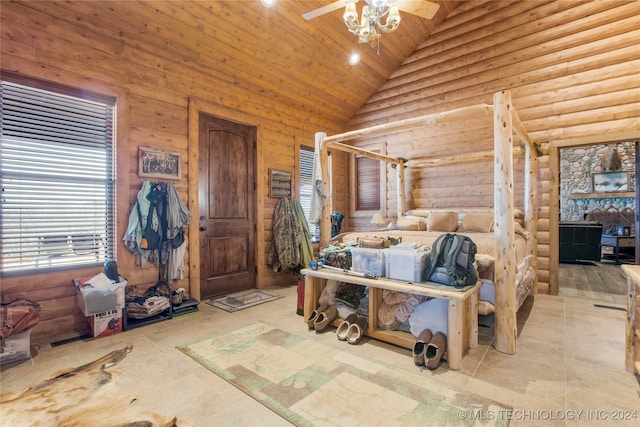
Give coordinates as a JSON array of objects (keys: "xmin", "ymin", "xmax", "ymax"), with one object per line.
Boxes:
[{"xmin": 370, "ymin": 213, "xmax": 386, "ymax": 229}]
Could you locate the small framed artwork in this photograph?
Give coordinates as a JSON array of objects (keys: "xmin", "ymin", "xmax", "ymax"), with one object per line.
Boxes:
[
  {"xmin": 592, "ymin": 171, "xmax": 630, "ymax": 193},
  {"xmin": 269, "ymin": 169, "xmax": 292, "ymax": 198},
  {"xmin": 138, "ymin": 147, "xmax": 181, "ymax": 180}
]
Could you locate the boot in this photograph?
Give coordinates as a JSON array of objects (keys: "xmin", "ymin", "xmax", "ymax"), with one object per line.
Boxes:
[
  {"xmin": 412, "ymin": 329, "xmax": 433, "ymax": 366},
  {"xmin": 425, "ymin": 331, "xmax": 447, "ymax": 370}
]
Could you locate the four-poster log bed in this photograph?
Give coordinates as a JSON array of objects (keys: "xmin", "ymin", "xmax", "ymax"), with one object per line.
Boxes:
[{"xmin": 309, "ymin": 90, "xmax": 538, "ymax": 355}]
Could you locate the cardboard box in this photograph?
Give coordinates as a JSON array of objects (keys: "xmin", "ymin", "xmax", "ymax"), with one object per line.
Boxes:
[
  {"xmin": 88, "ymin": 309, "xmax": 123, "ymax": 338},
  {"xmin": 386, "ymin": 246, "xmax": 429, "ymax": 282},
  {"xmin": 0, "ymin": 329, "xmax": 31, "ymax": 365},
  {"xmin": 74, "ymin": 276, "xmax": 126, "ymax": 316},
  {"xmin": 350, "ymin": 247, "xmax": 386, "ymax": 277}
]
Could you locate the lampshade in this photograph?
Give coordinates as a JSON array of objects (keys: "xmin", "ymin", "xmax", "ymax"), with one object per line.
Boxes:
[{"xmin": 370, "ymin": 213, "xmax": 386, "ymax": 227}]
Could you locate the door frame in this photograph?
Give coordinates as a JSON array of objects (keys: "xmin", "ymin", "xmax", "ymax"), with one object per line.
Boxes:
[
  {"xmin": 187, "ymin": 98, "xmax": 260, "ymax": 301},
  {"xmin": 549, "ymin": 130, "xmax": 640, "ymax": 295}
]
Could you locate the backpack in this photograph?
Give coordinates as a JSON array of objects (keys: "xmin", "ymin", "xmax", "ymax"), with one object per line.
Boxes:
[{"xmin": 424, "ymin": 233, "xmax": 478, "ymax": 288}]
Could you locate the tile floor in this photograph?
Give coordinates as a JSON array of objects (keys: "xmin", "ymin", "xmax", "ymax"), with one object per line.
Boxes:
[{"xmin": 1, "ymin": 285, "xmax": 639, "ymax": 426}]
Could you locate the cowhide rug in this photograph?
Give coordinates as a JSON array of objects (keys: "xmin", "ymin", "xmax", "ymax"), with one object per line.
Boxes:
[{"xmin": 0, "ymin": 344, "xmax": 189, "ymax": 427}]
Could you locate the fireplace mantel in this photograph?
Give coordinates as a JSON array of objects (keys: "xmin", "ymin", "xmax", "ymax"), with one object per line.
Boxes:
[{"xmin": 570, "ymin": 191, "xmax": 635, "ymax": 199}]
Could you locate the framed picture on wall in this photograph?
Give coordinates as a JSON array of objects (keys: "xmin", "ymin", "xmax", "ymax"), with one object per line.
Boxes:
[
  {"xmin": 138, "ymin": 147, "xmax": 181, "ymax": 180},
  {"xmin": 269, "ymin": 169, "xmax": 292, "ymax": 198},
  {"xmin": 592, "ymin": 171, "xmax": 630, "ymax": 193}
]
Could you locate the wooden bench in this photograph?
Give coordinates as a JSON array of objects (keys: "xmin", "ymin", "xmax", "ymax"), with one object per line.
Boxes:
[{"xmin": 301, "ymin": 268, "xmax": 479, "ymax": 370}]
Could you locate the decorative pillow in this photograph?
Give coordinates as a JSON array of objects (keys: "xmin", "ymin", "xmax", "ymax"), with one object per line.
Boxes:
[
  {"xmin": 427, "ymin": 211, "xmax": 458, "ymax": 232},
  {"xmin": 396, "ymin": 215, "xmax": 427, "ymax": 231},
  {"xmin": 406, "ymin": 209, "xmax": 431, "ymax": 218},
  {"xmin": 458, "ymin": 212, "xmax": 494, "ymax": 233}
]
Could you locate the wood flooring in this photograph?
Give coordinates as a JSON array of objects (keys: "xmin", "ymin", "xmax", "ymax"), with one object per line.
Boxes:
[{"xmin": 558, "ymin": 260, "xmax": 628, "ymax": 304}]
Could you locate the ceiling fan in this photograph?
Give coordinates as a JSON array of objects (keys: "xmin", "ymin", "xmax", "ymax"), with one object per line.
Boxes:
[
  {"xmin": 302, "ymin": 0, "xmax": 439, "ymax": 22},
  {"xmin": 302, "ymin": 0, "xmax": 439, "ymax": 49}
]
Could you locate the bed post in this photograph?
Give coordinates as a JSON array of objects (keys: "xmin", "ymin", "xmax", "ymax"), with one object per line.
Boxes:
[
  {"xmin": 521, "ymin": 125, "xmax": 539, "ymax": 295},
  {"xmin": 493, "ymin": 90, "xmax": 517, "ymax": 355},
  {"xmin": 397, "ymin": 161, "xmax": 406, "ymax": 218},
  {"xmin": 319, "ymin": 137, "xmax": 331, "ymax": 245}
]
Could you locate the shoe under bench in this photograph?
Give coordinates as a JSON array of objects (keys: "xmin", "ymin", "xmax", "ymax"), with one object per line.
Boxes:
[{"xmin": 301, "ymin": 268, "xmax": 479, "ymax": 370}]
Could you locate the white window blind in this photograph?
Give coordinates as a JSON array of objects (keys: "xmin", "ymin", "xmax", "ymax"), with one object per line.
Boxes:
[
  {"xmin": 1, "ymin": 78, "xmax": 116, "ymax": 274},
  {"xmin": 299, "ymin": 147, "xmax": 319, "ymax": 242}
]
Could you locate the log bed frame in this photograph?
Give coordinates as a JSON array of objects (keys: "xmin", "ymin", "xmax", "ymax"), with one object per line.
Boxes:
[{"xmin": 315, "ymin": 90, "xmax": 538, "ymax": 354}]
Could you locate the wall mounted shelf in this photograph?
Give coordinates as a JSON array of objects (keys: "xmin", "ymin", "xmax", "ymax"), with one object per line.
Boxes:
[{"xmin": 570, "ymin": 191, "xmax": 635, "ymax": 199}]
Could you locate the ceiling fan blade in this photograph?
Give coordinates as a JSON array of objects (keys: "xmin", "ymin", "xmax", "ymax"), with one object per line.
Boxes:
[
  {"xmin": 302, "ymin": 0, "xmax": 351, "ymax": 21},
  {"xmin": 395, "ymin": 0, "xmax": 439, "ymax": 20}
]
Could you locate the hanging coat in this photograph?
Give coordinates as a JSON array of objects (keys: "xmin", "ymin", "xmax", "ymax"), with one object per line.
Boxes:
[
  {"xmin": 290, "ymin": 199, "xmax": 313, "ymax": 269},
  {"xmin": 268, "ymin": 198, "xmax": 300, "ymax": 272}
]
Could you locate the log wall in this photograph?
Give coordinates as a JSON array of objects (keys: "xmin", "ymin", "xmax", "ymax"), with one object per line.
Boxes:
[
  {"xmin": 346, "ymin": 0, "xmax": 640, "ymax": 294},
  {"xmin": 1, "ymin": 0, "xmax": 639, "ymax": 340},
  {"xmin": 0, "ymin": 1, "xmax": 349, "ymax": 340}
]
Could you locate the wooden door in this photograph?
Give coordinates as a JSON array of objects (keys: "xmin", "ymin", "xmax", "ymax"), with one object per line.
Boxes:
[{"xmin": 198, "ymin": 113, "xmax": 256, "ymax": 298}]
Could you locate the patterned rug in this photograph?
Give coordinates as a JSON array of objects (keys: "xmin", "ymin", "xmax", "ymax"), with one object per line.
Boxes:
[
  {"xmin": 177, "ymin": 322, "xmax": 511, "ymax": 426},
  {"xmin": 205, "ymin": 289, "xmax": 284, "ymax": 312}
]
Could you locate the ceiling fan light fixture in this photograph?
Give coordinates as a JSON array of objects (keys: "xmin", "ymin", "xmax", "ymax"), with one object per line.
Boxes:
[{"xmin": 342, "ymin": 0, "xmax": 401, "ymax": 51}]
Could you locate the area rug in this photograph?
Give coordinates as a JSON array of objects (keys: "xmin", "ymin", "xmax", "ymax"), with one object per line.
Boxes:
[
  {"xmin": 177, "ymin": 322, "xmax": 511, "ymax": 426},
  {"xmin": 0, "ymin": 345, "xmax": 189, "ymax": 426},
  {"xmin": 205, "ymin": 289, "xmax": 284, "ymax": 312}
]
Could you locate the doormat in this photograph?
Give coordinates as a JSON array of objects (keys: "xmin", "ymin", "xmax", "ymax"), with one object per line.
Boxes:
[
  {"xmin": 206, "ymin": 289, "xmax": 284, "ymax": 313},
  {"xmin": 177, "ymin": 322, "xmax": 511, "ymax": 427}
]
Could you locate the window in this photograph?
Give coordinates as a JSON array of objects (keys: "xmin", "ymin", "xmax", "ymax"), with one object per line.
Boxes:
[
  {"xmin": 1, "ymin": 76, "xmax": 116, "ymax": 275},
  {"xmin": 299, "ymin": 146, "xmax": 331, "ymax": 242},
  {"xmin": 355, "ymin": 152, "xmax": 381, "ymax": 211}
]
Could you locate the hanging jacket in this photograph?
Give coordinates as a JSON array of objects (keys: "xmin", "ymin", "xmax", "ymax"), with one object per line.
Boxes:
[
  {"xmin": 123, "ymin": 181, "xmax": 156, "ymax": 266},
  {"xmin": 124, "ymin": 181, "xmax": 191, "ymax": 278},
  {"xmin": 268, "ymin": 197, "xmax": 300, "ymax": 272},
  {"xmin": 290, "ymin": 199, "xmax": 313, "ymax": 269}
]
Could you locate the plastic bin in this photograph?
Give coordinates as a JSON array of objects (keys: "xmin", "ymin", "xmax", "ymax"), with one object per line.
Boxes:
[
  {"xmin": 74, "ymin": 276, "xmax": 126, "ymax": 316},
  {"xmin": 350, "ymin": 247, "xmax": 386, "ymax": 277},
  {"xmin": 386, "ymin": 246, "xmax": 429, "ymax": 282},
  {"xmin": 0, "ymin": 329, "xmax": 31, "ymax": 365}
]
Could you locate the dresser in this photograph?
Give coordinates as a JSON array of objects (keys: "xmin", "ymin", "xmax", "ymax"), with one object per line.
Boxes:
[{"xmin": 621, "ymin": 265, "xmax": 640, "ymax": 376}]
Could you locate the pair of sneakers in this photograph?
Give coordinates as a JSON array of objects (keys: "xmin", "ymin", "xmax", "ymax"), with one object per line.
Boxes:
[
  {"xmin": 412, "ymin": 329, "xmax": 447, "ymax": 370},
  {"xmin": 336, "ymin": 313, "xmax": 368, "ymax": 345}
]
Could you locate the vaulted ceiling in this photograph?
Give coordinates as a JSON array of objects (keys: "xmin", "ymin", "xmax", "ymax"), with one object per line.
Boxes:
[{"xmin": 14, "ymin": 0, "xmax": 460, "ymax": 128}]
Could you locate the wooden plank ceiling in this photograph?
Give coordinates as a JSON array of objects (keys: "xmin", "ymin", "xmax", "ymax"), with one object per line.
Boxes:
[{"xmin": 15, "ymin": 0, "xmax": 459, "ymax": 126}]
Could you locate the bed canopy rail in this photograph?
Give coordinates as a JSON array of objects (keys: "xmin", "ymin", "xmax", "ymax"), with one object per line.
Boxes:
[{"xmin": 315, "ymin": 90, "xmax": 537, "ymax": 354}]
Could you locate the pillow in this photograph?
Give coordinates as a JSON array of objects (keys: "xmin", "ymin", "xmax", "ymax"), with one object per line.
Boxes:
[
  {"xmin": 458, "ymin": 212, "xmax": 494, "ymax": 233},
  {"xmin": 427, "ymin": 211, "xmax": 458, "ymax": 232},
  {"xmin": 395, "ymin": 215, "xmax": 427, "ymax": 231},
  {"xmin": 406, "ymin": 209, "xmax": 431, "ymax": 218}
]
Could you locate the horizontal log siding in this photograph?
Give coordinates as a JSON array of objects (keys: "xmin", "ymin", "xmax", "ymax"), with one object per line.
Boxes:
[
  {"xmin": 0, "ymin": 1, "xmax": 347, "ymax": 340},
  {"xmin": 346, "ymin": 0, "xmax": 640, "ymax": 294}
]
